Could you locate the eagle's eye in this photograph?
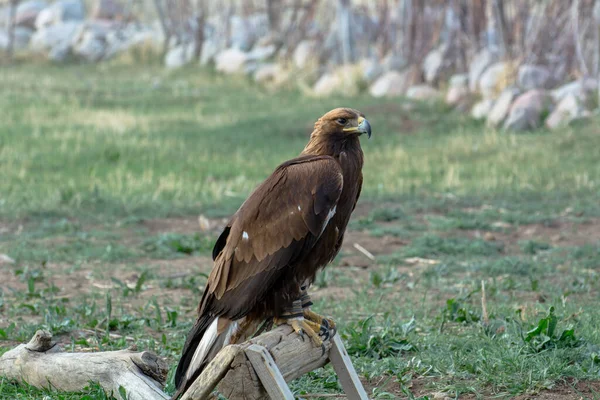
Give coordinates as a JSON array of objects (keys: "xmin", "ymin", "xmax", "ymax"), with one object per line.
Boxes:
[{"xmin": 336, "ymin": 118, "xmax": 348, "ymax": 125}]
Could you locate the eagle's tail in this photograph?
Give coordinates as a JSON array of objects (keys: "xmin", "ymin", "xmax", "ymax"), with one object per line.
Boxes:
[{"xmin": 172, "ymin": 315, "xmax": 234, "ymax": 399}]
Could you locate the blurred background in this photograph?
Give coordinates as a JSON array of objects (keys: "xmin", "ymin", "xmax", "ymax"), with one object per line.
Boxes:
[{"xmin": 2, "ymin": 1, "xmax": 600, "ymax": 399}]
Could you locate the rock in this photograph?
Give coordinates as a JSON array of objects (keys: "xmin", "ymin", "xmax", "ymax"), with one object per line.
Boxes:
[
  {"xmin": 382, "ymin": 52, "xmax": 408, "ymax": 72},
  {"xmin": 313, "ymin": 73, "xmax": 342, "ymax": 97},
  {"xmin": 469, "ymin": 48, "xmax": 498, "ymax": 92},
  {"xmin": 446, "ymin": 74, "xmax": 469, "ymax": 106},
  {"xmin": 91, "ymin": 0, "xmax": 125, "ymax": 20},
  {"xmin": 406, "ymin": 85, "xmax": 441, "ymax": 102},
  {"xmin": 253, "ymin": 63, "xmax": 282, "ymax": 84},
  {"xmin": 293, "ymin": 40, "xmax": 316, "ymax": 69},
  {"xmin": 545, "ymin": 94, "xmax": 586, "ymax": 129},
  {"xmin": 0, "ymin": 254, "xmax": 15, "ymax": 265},
  {"xmin": 35, "ymin": 0, "xmax": 84, "ymax": 30},
  {"xmin": 15, "ymin": 0, "xmax": 47, "ymax": 28},
  {"xmin": 504, "ymin": 90, "xmax": 553, "ymax": 131},
  {"xmin": 471, "ymin": 99, "xmax": 495, "ymax": 120},
  {"xmin": 517, "ymin": 64, "xmax": 551, "ymax": 91},
  {"xmin": 72, "ymin": 29, "xmax": 105, "ymax": 62},
  {"xmin": 360, "ymin": 58, "xmax": 383, "ymax": 83},
  {"xmin": 247, "ymin": 44, "xmax": 276, "ymax": 62},
  {"xmin": 551, "ymin": 78, "xmax": 598, "ymax": 102},
  {"xmin": 486, "ymin": 88, "xmax": 520, "ymax": 127},
  {"xmin": 369, "ymin": 67, "xmax": 419, "ymax": 98},
  {"xmin": 479, "ymin": 62, "xmax": 511, "ymax": 99},
  {"xmin": 30, "ymin": 21, "xmax": 82, "ymax": 59},
  {"xmin": 165, "ymin": 43, "xmax": 195, "ymax": 68},
  {"xmin": 215, "ymin": 47, "xmax": 249, "ymax": 74},
  {"xmin": 422, "ymin": 45, "xmax": 446, "ymax": 84}
]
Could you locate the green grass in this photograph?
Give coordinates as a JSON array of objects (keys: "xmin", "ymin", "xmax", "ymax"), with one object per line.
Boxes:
[{"xmin": 2, "ymin": 64, "xmax": 600, "ymax": 399}]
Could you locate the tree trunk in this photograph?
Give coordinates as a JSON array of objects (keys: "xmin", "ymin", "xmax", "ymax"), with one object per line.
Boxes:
[
  {"xmin": 6, "ymin": 0, "xmax": 18, "ymax": 60},
  {"xmin": 336, "ymin": 0, "xmax": 354, "ymax": 65},
  {"xmin": 266, "ymin": 0, "xmax": 282, "ymax": 33}
]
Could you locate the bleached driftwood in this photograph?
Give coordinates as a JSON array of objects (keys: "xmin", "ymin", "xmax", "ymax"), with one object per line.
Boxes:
[
  {"xmin": 2, "ymin": 325, "xmax": 367, "ymax": 400},
  {"xmin": 0, "ymin": 330, "xmax": 169, "ymax": 400}
]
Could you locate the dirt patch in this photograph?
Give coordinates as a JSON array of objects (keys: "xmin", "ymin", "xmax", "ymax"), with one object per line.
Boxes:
[
  {"xmin": 141, "ymin": 216, "xmax": 227, "ymax": 235},
  {"xmin": 513, "ymin": 379, "xmax": 600, "ymax": 399}
]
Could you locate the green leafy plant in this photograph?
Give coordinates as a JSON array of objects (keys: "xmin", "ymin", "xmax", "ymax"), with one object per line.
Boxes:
[
  {"xmin": 523, "ymin": 307, "xmax": 582, "ymax": 353},
  {"xmin": 344, "ymin": 316, "xmax": 417, "ymax": 359}
]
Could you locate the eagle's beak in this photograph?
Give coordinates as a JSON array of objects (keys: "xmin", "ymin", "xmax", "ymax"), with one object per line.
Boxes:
[{"xmin": 357, "ymin": 116, "xmax": 372, "ymax": 139}]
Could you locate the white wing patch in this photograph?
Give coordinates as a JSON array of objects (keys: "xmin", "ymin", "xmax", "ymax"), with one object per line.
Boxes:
[
  {"xmin": 242, "ymin": 231, "xmax": 249, "ymax": 241},
  {"xmin": 297, "ymin": 205, "xmax": 302, "ymax": 211},
  {"xmin": 321, "ymin": 205, "xmax": 337, "ymax": 234}
]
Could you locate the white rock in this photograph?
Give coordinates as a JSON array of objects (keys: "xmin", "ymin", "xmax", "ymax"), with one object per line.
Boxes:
[
  {"xmin": 471, "ymin": 99, "xmax": 495, "ymax": 120},
  {"xmin": 15, "ymin": 0, "xmax": 47, "ymax": 28},
  {"xmin": 479, "ymin": 62, "xmax": 510, "ymax": 99},
  {"xmin": 0, "ymin": 254, "xmax": 15, "ymax": 265},
  {"xmin": 253, "ymin": 63, "xmax": 282, "ymax": 84},
  {"xmin": 165, "ymin": 43, "xmax": 195, "ymax": 68},
  {"xmin": 504, "ymin": 90, "xmax": 553, "ymax": 131},
  {"xmin": 215, "ymin": 47, "xmax": 249, "ymax": 74},
  {"xmin": 72, "ymin": 30, "xmax": 105, "ymax": 62},
  {"xmin": 313, "ymin": 73, "xmax": 342, "ymax": 97},
  {"xmin": 382, "ymin": 52, "xmax": 408, "ymax": 72},
  {"xmin": 406, "ymin": 85, "xmax": 441, "ymax": 101},
  {"xmin": 293, "ymin": 40, "xmax": 316, "ymax": 69},
  {"xmin": 369, "ymin": 70, "xmax": 415, "ymax": 98},
  {"xmin": 469, "ymin": 48, "xmax": 498, "ymax": 92},
  {"xmin": 361, "ymin": 58, "xmax": 383, "ymax": 83},
  {"xmin": 422, "ymin": 45, "xmax": 446, "ymax": 84},
  {"xmin": 551, "ymin": 78, "xmax": 599, "ymax": 102},
  {"xmin": 30, "ymin": 21, "xmax": 81, "ymax": 53},
  {"xmin": 517, "ymin": 64, "xmax": 551, "ymax": 91},
  {"xmin": 446, "ymin": 74, "xmax": 469, "ymax": 106},
  {"xmin": 35, "ymin": 0, "xmax": 84, "ymax": 30},
  {"xmin": 545, "ymin": 94, "xmax": 585, "ymax": 129},
  {"xmin": 247, "ymin": 44, "xmax": 276, "ymax": 61},
  {"xmin": 486, "ymin": 88, "xmax": 520, "ymax": 127},
  {"xmin": 13, "ymin": 26, "xmax": 33, "ymax": 50},
  {"xmin": 199, "ymin": 37, "xmax": 220, "ymax": 66}
]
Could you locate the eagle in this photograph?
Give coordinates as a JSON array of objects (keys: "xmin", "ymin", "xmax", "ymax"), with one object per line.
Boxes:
[{"xmin": 173, "ymin": 108, "xmax": 371, "ymax": 398}]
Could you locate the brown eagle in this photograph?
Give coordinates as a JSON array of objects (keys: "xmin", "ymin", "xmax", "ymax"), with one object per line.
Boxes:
[{"xmin": 173, "ymin": 108, "xmax": 371, "ymax": 398}]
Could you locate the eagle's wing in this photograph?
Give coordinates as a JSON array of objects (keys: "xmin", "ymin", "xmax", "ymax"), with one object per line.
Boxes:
[{"xmin": 204, "ymin": 154, "xmax": 343, "ymax": 313}]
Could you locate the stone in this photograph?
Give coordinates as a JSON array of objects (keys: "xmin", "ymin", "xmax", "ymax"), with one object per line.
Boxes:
[
  {"xmin": 247, "ymin": 44, "xmax": 276, "ymax": 61},
  {"xmin": 406, "ymin": 85, "xmax": 441, "ymax": 102},
  {"xmin": 165, "ymin": 43, "xmax": 195, "ymax": 68},
  {"xmin": 479, "ymin": 62, "xmax": 511, "ymax": 99},
  {"xmin": 0, "ymin": 254, "xmax": 15, "ymax": 265},
  {"xmin": 469, "ymin": 48, "xmax": 498, "ymax": 92},
  {"xmin": 215, "ymin": 47, "xmax": 249, "ymax": 74},
  {"xmin": 35, "ymin": 0, "xmax": 84, "ymax": 30},
  {"xmin": 551, "ymin": 78, "xmax": 598, "ymax": 102},
  {"xmin": 312, "ymin": 73, "xmax": 342, "ymax": 97},
  {"xmin": 30, "ymin": 21, "xmax": 81, "ymax": 54},
  {"xmin": 486, "ymin": 88, "xmax": 520, "ymax": 127},
  {"xmin": 503, "ymin": 89, "xmax": 553, "ymax": 131},
  {"xmin": 253, "ymin": 63, "xmax": 281, "ymax": 84},
  {"xmin": 72, "ymin": 29, "xmax": 105, "ymax": 62},
  {"xmin": 517, "ymin": 64, "xmax": 551, "ymax": 91},
  {"xmin": 15, "ymin": 0, "xmax": 47, "ymax": 28},
  {"xmin": 471, "ymin": 99, "xmax": 495, "ymax": 120},
  {"xmin": 91, "ymin": 0, "xmax": 125, "ymax": 20},
  {"xmin": 199, "ymin": 37, "xmax": 220, "ymax": 66},
  {"xmin": 545, "ymin": 94, "xmax": 585, "ymax": 129},
  {"xmin": 422, "ymin": 45, "xmax": 446, "ymax": 84},
  {"xmin": 369, "ymin": 67, "xmax": 419, "ymax": 98},
  {"xmin": 293, "ymin": 40, "xmax": 316, "ymax": 69},
  {"xmin": 382, "ymin": 52, "xmax": 408, "ymax": 72},
  {"xmin": 360, "ymin": 58, "xmax": 383, "ymax": 83},
  {"xmin": 446, "ymin": 74, "xmax": 469, "ymax": 106}
]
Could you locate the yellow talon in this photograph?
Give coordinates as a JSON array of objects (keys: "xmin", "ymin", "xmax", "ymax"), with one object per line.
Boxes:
[
  {"xmin": 303, "ymin": 309, "xmax": 336, "ymax": 333},
  {"xmin": 274, "ymin": 317, "xmax": 326, "ymax": 353}
]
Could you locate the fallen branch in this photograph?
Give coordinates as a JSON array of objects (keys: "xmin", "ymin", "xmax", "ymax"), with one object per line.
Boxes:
[{"xmin": 0, "ymin": 330, "xmax": 169, "ymax": 400}]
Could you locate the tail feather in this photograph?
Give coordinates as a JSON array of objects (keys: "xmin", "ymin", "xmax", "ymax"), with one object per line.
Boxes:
[{"xmin": 173, "ymin": 314, "xmax": 218, "ymax": 399}]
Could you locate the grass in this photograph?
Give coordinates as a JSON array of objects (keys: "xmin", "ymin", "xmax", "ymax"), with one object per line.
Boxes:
[{"xmin": 1, "ymin": 64, "xmax": 600, "ymax": 399}]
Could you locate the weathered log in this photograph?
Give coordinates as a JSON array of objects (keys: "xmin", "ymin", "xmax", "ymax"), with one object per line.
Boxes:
[{"xmin": 0, "ymin": 330, "xmax": 169, "ymax": 400}]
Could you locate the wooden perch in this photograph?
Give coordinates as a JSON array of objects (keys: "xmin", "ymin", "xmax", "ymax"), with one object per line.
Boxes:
[
  {"xmin": 2, "ymin": 326, "xmax": 367, "ymax": 400},
  {"xmin": 0, "ymin": 330, "xmax": 169, "ymax": 400}
]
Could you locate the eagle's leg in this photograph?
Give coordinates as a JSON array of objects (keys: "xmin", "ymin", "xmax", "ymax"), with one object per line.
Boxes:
[
  {"xmin": 300, "ymin": 285, "xmax": 336, "ymax": 340},
  {"xmin": 274, "ymin": 300, "xmax": 327, "ymax": 354}
]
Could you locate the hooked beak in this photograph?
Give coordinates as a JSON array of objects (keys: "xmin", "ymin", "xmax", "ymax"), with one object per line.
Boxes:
[{"xmin": 357, "ymin": 116, "xmax": 372, "ymax": 139}]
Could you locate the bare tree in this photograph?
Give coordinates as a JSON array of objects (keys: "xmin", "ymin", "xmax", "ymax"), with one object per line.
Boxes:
[
  {"xmin": 266, "ymin": 0, "xmax": 282, "ymax": 33},
  {"xmin": 6, "ymin": 0, "xmax": 19, "ymax": 61}
]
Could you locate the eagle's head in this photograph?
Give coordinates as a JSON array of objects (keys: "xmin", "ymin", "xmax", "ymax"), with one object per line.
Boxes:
[{"xmin": 313, "ymin": 108, "xmax": 372, "ymax": 139}]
